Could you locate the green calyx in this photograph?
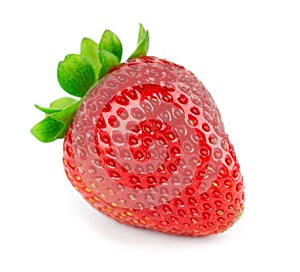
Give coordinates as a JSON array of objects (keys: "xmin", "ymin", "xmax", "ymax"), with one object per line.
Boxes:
[{"xmin": 31, "ymin": 24, "xmax": 149, "ymax": 143}]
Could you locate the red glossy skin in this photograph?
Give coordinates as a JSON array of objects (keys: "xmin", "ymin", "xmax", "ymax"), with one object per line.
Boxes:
[{"xmin": 63, "ymin": 56, "xmax": 244, "ymax": 236}]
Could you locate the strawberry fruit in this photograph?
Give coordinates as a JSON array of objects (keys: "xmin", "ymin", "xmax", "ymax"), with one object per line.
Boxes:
[{"xmin": 31, "ymin": 24, "xmax": 244, "ymax": 236}]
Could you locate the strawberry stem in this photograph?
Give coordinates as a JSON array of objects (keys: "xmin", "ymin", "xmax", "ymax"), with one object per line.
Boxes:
[{"xmin": 31, "ymin": 24, "xmax": 149, "ymax": 143}]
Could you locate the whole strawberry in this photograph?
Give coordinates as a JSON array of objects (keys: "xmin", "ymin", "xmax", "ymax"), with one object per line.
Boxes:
[{"xmin": 31, "ymin": 24, "xmax": 244, "ymax": 236}]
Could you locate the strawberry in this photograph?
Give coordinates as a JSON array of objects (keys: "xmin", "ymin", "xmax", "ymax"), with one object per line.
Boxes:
[{"xmin": 31, "ymin": 24, "xmax": 244, "ymax": 236}]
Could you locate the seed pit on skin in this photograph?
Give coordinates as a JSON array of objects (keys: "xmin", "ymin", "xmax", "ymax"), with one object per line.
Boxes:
[
  {"xmin": 225, "ymin": 192, "xmax": 233, "ymax": 201},
  {"xmin": 200, "ymin": 147, "xmax": 210, "ymax": 157},
  {"xmin": 134, "ymin": 150, "xmax": 145, "ymax": 161},
  {"xmin": 129, "ymin": 135, "xmax": 139, "ymax": 146},
  {"xmin": 190, "ymin": 106, "xmax": 200, "ymax": 115},
  {"xmin": 173, "ymin": 108, "xmax": 183, "ymax": 118},
  {"xmin": 236, "ymin": 182, "xmax": 243, "ymax": 192},
  {"xmin": 109, "ymin": 170, "xmax": 121, "ymax": 179},
  {"xmin": 115, "ymin": 94, "xmax": 129, "ymax": 106},
  {"xmin": 128, "ymin": 175, "xmax": 140, "ymax": 185},
  {"xmin": 202, "ymin": 123, "xmax": 210, "ymax": 132},
  {"xmin": 108, "ymin": 115, "xmax": 120, "ymax": 128},
  {"xmin": 131, "ymin": 107, "xmax": 145, "ymax": 120},
  {"xmin": 116, "ymin": 107, "xmax": 129, "ymax": 120},
  {"xmin": 178, "ymin": 209, "xmax": 187, "ymax": 217},
  {"xmin": 209, "ymin": 134, "xmax": 218, "ymax": 145},
  {"xmin": 225, "ymin": 155, "xmax": 232, "ymax": 166},
  {"xmin": 171, "ymin": 146, "xmax": 180, "ymax": 156},
  {"xmin": 202, "ymin": 203, "xmax": 212, "ymax": 210},
  {"xmin": 174, "ymin": 198, "xmax": 184, "ymax": 208},
  {"xmin": 185, "ymin": 187, "xmax": 195, "ymax": 196},
  {"xmin": 224, "ymin": 179, "xmax": 232, "ymax": 188},
  {"xmin": 176, "ymin": 126, "xmax": 187, "ymax": 136},
  {"xmin": 178, "ymin": 94, "xmax": 188, "ymax": 104},
  {"xmin": 161, "ymin": 111, "xmax": 171, "ymax": 121},
  {"xmin": 213, "ymin": 148, "xmax": 223, "ymax": 159},
  {"xmin": 202, "ymin": 212, "xmax": 211, "ymax": 220},
  {"xmin": 187, "ymin": 114, "xmax": 198, "ymax": 127},
  {"xmin": 111, "ymin": 130, "xmax": 125, "ymax": 144},
  {"xmin": 214, "ymin": 200, "xmax": 222, "ymax": 207},
  {"xmin": 125, "ymin": 88, "xmax": 138, "ymax": 100},
  {"xmin": 146, "ymin": 176, "xmax": 156, "ymax": 185}
]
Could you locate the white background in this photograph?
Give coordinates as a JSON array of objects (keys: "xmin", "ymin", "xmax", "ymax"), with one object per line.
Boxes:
[{"xmin": 1, "ymin": 0, "xmax": 299, "ymax": 271}]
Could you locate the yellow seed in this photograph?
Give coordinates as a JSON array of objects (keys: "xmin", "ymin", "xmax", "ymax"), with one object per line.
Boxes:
[
  {"xmin": 206, "ymin": 166, "xmax": 214, "ymax": 172},
  {"xmin": 119, "ymin": 199, "xmax": 126, "ymax": 204},
  {"xmin": 76, "ymin": 176, "xmax": 82, "ymax": 181},
  {"xmin": 67, "ymin": 172, "xmax": 73, "ymax": 181},
  {"xmin": 217, "ymin": 210, "xmax": 223, "ymax": 215},
  {"xmin": 163, "ymin": 113, "xmax": 169, "ymax": 119},
  {"xmin": 185, "ymin": 144, "xmax": 191, "ymax": 151},
  {"xmin": 193, "ymin": 229, "xmax": 200, "ymax": 233},
  {"xmin": 94, "ymin": 197, "xmax": 100, "ymax": 201},
  {"xmin": 146, "ymin": 194, "xmax": 153, "ymax": 201},
  {"xmin": 140, "ymin": 219, "xmax": 146, "ymax": 224},
  {"xmin": 177, "ymin": 128, "xmax": 183, "ymax": 135},
  {"xmin": 111, "ymin": 203, "xmax": 117, "ymax": 207},
  {"xmin": 188, "ymin": 119, "xmax": 195, "ymax": 125},
  {"xmin": 126, "ymin": 211, "xmax": 133, "ymax": 217},
  {"xmin": 168, "ymin": 133, "xmax": 174, "ymax": 140},
  {"xmin": 100, "ymin": 193, "xmax": 106, "ymax": 199},
  {"xmin": 85, "ymin": 187, "xmax": 91, "ymax": 193},
  {"xmin": 207, "ymin": 222, "xmax": 214, "ymax": 227},
  {"xmin": 175, "ymin": 110, "xmax": 181, "ymax": 117},
  {"xmin": 161, "ymin": 197, "xmax": 168, "ymax": 203},
  {"xmin": 212, "ymin": 182, "xmax": 218, "ymax": 187},
  {"xmin": 137, "ymin": 203, "xmax": 144, "ymax": 209},
  {"xmin": 144, "ymin": 126, "xmax": 151, "ymax": 132},
  {"xmin": 129, "ymin": 194, "xmax": 136, "ymax": 200},
  {"xmin": 191, "ymin": 218, "xmax": 198, "ymax": 224},
  {"xmin": 161, "ymin": 221, "xmax": 168, "ymax": 226},
  {"xmin": 91, "ymin": 183, "xmax": 98, "ymax": 188},
  {"xmin": 133, "ymin": 219, "xmax": 139, "ymax": 224}
]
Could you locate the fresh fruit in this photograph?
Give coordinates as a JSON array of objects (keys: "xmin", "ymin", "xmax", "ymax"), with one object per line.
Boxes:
[{"xmin": 31, "ymin": 24, "xmax": 244, "ymax": 236}]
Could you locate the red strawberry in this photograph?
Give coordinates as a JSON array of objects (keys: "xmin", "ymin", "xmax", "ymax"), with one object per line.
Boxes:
[{"xmin": 31, "ymin": 24, "xmax": 244, "ymax": 236}]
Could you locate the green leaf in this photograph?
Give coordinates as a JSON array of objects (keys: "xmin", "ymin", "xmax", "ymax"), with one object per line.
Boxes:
[
  {"xmin": 34, "ymin": 104, "xmax": 61, "ymax": 114},
  {"xmin": 34, "ymin": 97, "xmax": 78, "ymax": 115},
  {"xmin": 99, "ymin": 30, "xmax": 123, "ymax": 62},
  {"xmin": 98, "ymin": 49, "xmax": 120, "ymax": 78},
  {"xmin": 50, "ymin": 97, "xmax": 78, "ymax": 110},
  {"xmin": 51, "ymin": 100, "xmax": 80, "ymax": 124},
  {"xmin": 31, "ymin": 99, "xmax": 80, "ymax": 142},
  {"xmin": 128, "ymin": 24, "xmax": 149, "ymax": 60},
  {"xmin": 138, "ymin": 23, "xmax": 147, "ymax": 42},
  {"xmin": 81, "ymin": 38, "xmax": 101, "ymax": 78},
  {"xmin": 31, "ymin": 116, "xmax": 66, "ymax": 143},
  {"xmin": 57, "ymin": 54, "xmax": 96, "ymax": 98}
]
